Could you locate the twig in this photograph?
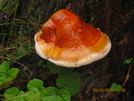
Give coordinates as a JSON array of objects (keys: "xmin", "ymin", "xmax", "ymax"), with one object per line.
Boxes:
[
  {"xmin": 0, "ymin": 56, "xmax": 32, "ymax": 79},
  {"xmin": 0, "ymin": 47, "xmax": 16, "ymax": 52},
  {"xmin": 114, "ymin": 64, "xmax": 132, "ymax": 101},
  {"xmin": 122, "ymin": 64, "xmax": 132, "ymax": 87}
]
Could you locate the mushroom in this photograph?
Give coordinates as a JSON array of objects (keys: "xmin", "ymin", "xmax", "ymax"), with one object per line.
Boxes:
[{"xmin": 34, "ymin": 9, "xmax": 111, "ymax": 67}]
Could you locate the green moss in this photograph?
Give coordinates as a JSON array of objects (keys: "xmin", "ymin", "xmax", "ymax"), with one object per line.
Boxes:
[{"xmin": 0, "ymin": 0, "xmax": 18, "ymax": 15}]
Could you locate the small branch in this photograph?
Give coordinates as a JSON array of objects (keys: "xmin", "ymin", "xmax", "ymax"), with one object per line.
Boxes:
[
  {"xmin": 0, "ymin": 47, "xmax": 16, "ymax": 52},
  {"xmin": 0, "ymin": 56, "xmax": 32, "ymax": 79},
  {"xmin": 122, "ymin": 64, "xmax": 132, "ymax": 87}
]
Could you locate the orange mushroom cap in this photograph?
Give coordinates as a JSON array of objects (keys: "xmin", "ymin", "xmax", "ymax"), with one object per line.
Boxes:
[{"xmin": 34, "ymin": 9, "xmax": 111, "ymax": 67}]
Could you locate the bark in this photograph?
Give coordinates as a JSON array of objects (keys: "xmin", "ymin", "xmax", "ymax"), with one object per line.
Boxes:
[
  {"xmin": 18, "ymin": 0, "xmax": 134, "ymax": 100},
  {"xmin": 1, "ymin": 0, "xmax": 134, "ymax": 100}
]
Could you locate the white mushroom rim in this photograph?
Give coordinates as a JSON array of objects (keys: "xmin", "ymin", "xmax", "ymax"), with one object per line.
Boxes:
[{"xmin": 35, "ymin": 33, "xmax": 111, "ymax": 68}]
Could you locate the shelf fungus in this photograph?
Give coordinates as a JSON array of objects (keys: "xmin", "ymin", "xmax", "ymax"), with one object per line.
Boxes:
[{"xmin": 34, "ymin": 9, "xmax": 111, "ymax": 67}]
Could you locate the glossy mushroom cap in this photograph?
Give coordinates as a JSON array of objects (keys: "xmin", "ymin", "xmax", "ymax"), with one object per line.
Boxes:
[{"xmin": 34, "ymin": 9, "xmax": 111, "ymax": 67}]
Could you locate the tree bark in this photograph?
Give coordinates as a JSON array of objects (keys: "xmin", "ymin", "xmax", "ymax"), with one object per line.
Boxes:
[
  {"xmin": 1, "ymin": 0, "xmax": 134, "ymax": 100},
  {"xmin": 18, "ymin": 0, "xmax": 134, "ymax": 100}
]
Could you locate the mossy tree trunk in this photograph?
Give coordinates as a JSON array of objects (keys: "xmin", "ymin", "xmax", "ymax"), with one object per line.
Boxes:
[
  {"xmin": 2, "ymin": 0, "xmax": 134, "ymax": 100},
  {"xmin": 18, "ymin": 0, "xmax": 134, "ymax": 100}
]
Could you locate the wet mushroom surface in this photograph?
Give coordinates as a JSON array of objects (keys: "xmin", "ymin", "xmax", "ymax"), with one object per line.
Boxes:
[{"xmin": 35, "ymin": 9, "xmax": 111, "ymax": 67}]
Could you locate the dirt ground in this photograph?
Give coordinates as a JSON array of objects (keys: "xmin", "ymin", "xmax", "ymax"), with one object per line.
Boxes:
[{"xmin": 1, "ymin": 0, "xmax": 134, "ymax": 101}]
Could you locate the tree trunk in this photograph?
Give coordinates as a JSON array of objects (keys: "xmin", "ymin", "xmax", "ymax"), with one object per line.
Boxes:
[{"xmin": 1, "ymin": 0, "xmax": 134, "ymax": 100}]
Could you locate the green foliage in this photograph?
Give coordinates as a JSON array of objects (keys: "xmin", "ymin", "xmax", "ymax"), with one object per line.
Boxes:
[
  {"xmin": 4, "ymin": 79, "xmax": 71, "ymax": 101},
  {"xmin": 3, "ymin": 61, "xmax": 81, "ymax": 101},
  {"xmin": 47, "ymin": 61, "xmax": 73, "ymax": 74},
  {"xmin": 41, "ymin": 87, "xmax": 70, "ymax": 101},
  {"xmin": 4, "ymin": 79, "xmax": 45, "ymax": 101},
  {"xmin": 47, "ymin": 61, "xmax": 81, "ymax": 96},
  {"xmin": 25, "ymin": 79, "xmax": 46, "ymax": 101},
  {"xmin": 4, "ymin": 87, "xmax": 25, "ymax": 101},
  {"xmin": 0, "ymin": 60, "xmax": 82, "ymax": 101},
  {"xmin": 56, "ymin": 72, "xmax": 80, "ymax": 96},
  {"xmin": 27, "ymin": 79, "xmax": 46, "ymax": 92},
  {"xmin": 47, "ymin": 61, "xmax": 63, "ymax": 73},
  {"xmin": 0, "ymin": 61, "xmax": 19, "ymax": 88},
  {"xmin": 110, "ymin": 83, "xmax": 122, "ymax": 92},
  {"xmin": 0, "ymin": 0, "xmax": 18, "ymax": 15},
  {"xmin": 6, "ymin": 36, "xmax": 34, "ymax": 60},
  {"xmin": 0, "ymin": 0, "xmax": 35, "ymax": 61},
  {"xmin": 123, "ymin": 58, "xmax": 133, "ymax": 64}
]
